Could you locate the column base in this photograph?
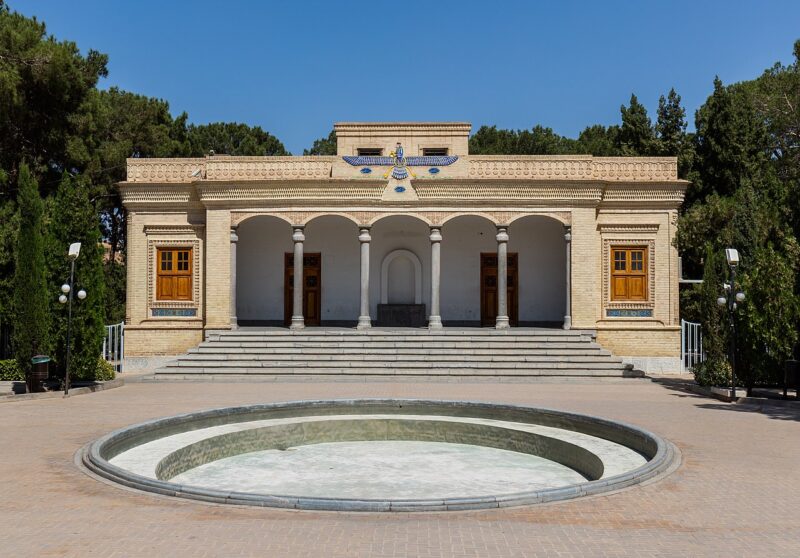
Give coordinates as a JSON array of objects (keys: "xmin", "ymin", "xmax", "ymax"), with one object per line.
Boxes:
[
  {"xmin": 356, "ymin": 316, "xmax": 372, "ymax": 329},
  {"xmin": 428, "ymin": 316, "xmax": 443, "ymax": 330},
  {"xmin": 562, "ymin": 315, "xmax": 572, "ymax": 330},
  {"xmin": 495, "ymin": 316, "xmax": 510, "ymax": 330},
  {"xmin": 230, "ymin": 317, "xmax": 239, "ymax": 330},
  {"xmin": 289, "ymin": 316, "xmax": 305, "ymax": 330}
]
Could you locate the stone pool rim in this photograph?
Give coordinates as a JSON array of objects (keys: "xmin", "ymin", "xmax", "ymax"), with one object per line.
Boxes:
[{"xmin": 80, "ymin": 399, "xmax": 679, "ymax": 512}]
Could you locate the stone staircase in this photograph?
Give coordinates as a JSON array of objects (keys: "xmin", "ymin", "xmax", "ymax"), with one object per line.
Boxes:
[{"xmin": 154, "ymin": 328, "xmax": 638, "ymax": 378}]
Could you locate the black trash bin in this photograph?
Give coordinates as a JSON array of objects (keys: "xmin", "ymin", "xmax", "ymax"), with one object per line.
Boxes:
[{"xmin": 29, "ymin": 355, "xmax": 50, "ymax": 393}]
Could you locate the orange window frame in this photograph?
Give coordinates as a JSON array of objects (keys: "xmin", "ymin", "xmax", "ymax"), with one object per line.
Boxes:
[
  {"xmin": 156, "ymin": 247, "xmax": 193, "ymax": 301},
  {"xmin": 610, "ymin": 246, "xmax": 648, "ymax": 301}
]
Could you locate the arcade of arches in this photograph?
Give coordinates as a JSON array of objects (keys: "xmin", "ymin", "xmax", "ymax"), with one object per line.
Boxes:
[{"xmin": 234, "ymin": 214, "xmax": 568, "ymax": 330}]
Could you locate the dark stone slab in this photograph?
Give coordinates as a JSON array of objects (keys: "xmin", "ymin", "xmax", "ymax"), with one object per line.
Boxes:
[{"xmin": 377, "ymin": 304, "xmax": 427, "ymax": 327}]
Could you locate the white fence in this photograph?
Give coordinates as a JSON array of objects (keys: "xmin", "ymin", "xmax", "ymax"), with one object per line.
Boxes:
[
  {"xmin": 681, "ymin": 319, "xmax": 704, "ymax": 373},
  {"xmin": 102, "ymin": 321, "xmax": 124, "ymax": 374}
]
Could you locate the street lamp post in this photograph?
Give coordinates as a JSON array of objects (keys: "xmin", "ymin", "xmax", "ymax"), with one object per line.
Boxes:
[
  {"xmin": 58, "ymin": 243, "xmax": 87, "ymax": 396},
  {"xmin": 716, "ymin": 248, "xmax": 746, "ymax": 400}
]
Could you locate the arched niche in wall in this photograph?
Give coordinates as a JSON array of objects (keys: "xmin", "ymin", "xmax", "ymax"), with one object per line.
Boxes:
[{"xmin": 380, "ymin": 249, "xmax": 422, "ymax": 305}]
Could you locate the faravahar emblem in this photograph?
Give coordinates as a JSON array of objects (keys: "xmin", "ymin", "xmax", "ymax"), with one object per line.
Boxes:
[{"xmin": 342, "ymin": 143, "xmax": 458, "ymax": 180}]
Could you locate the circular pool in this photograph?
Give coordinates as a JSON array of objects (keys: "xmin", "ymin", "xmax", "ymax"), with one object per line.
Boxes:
[{"xmin": 81, "ymin": 399, "xmax": 678, "ymax": 511}]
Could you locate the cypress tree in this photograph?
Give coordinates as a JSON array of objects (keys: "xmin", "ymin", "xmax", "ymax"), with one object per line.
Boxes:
[
  {"xmin": 47, "ymin": 174, "xmax": 106, "ymax": 381},
  {"xmin": 12, "ymin": 164, "xmax": 50, "ymax": 376},
  {"xmin": 618, "ymin": 94, "xmax": 656, "ymax": 156}
]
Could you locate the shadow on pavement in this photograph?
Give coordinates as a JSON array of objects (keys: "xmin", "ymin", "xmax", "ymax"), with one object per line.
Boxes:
[
  {"xmin": 650, "ymin": 377, "xmax": 800, "ymax": 422},
  {"xmin": 693, "ymin": 401, "xmax": 800, "ymax": 422}
]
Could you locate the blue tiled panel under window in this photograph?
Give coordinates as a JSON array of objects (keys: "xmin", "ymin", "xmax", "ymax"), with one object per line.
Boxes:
[
  {"xmin": 152, "ymin": 308, "xmax": 197, "ymax": 317},
  {"xmin": 606, "ymin": 309, "xmax": 653, "ymax": 318}
]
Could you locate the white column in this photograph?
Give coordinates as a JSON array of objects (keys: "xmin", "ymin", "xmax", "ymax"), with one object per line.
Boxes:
[
  {"xmin": 495, "ymin": 226, "xmax": 510, "ymax": 329},
  {"xmin": 290, "ymin": 226, "xmax": 305, "ymax": 330},
  {"xmin": 428, "ymin": 227, "xmax": 443, "ymax": 330},
  {"xmin": 357, "ymin": 227, "xmax": 372, "ymax": 329},
  {"xmin": 230, "ymin": 226, "xmax": 239, "ymax": 329},
  {"xmin": 563, "ymin": 225, "xmax": 572, "ymax": 330}
]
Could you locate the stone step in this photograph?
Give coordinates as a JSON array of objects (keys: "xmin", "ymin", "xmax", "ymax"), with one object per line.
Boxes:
[
  {"xmin": 188, "ymin": 347, "xmax": 613, "ymax": 356},
  {"xmin": 209, "ymin": 331, "xmax": 592, "ymax": 340},
  {"xmin": 196, "ymin": 340, "xmax": 599, "ymax": 349},
  {"xmin": 155, "ymin": 327, "xmax": 634, "ymax": 378},
  {"xmin": 155, "ymin": 367, "xmax": 638, "ymax": 377},
  {"xmin": 175, "ymin": 353, "xmax": 622, "ymax": 363},
  {"xmin": 167, "ymin": 359, "xmax": 628, "ymax": 369},
  {"xmin": 206, "ymin": 328, "xmax": 596, "ymax": 337}
]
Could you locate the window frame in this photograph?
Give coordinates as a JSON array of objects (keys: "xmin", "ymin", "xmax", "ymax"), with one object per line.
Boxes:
[
  {"xmin": 610, "ymin": 246, "xmax": 648, "ymax": 302},
  {"xmin": 155, "ymin": 247, "xmax": 193, "ymax": 301},
  {"xmin": 422, "ymin": 147, "xmax": 449, "ymax": 156},
  {"xmin": 356, "ymin": 147, "xmax": 383, "ymax": 156}
]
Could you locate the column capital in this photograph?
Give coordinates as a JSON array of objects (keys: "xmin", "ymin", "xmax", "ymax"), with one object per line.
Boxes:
[
  {"xmin": 564, "ymin": 224, "xmax": 572, "ymax": 243},
  {"xmin": 292, "ymin": 227, "xmax": 305, "ymax": 243},
  {"xmin": 358, "ymin": 228, "xmax": 372, "ymax": 243},
  {"xmin": 230, "ymin": 228, "xmax": 239, "ymax": 243},
  {"xmin": 496, "ymin": 226, "xmax": 509, "ymax": 243},
  {"xmin": 429, "ymin": 227, "xmax": 442, "ymax": 243}
]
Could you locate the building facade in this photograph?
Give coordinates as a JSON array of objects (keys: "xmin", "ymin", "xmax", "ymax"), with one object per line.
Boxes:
[{"xmin": 120, "ymin": 122, "xmax": 687, "ymax": 372}]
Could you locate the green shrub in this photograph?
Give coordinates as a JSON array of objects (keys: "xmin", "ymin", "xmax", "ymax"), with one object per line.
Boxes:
[
  {"xmin": 693, "ymin": 357, "xmax": 732, "ymax": 387},
  {"xmin": 70, "ymin": 356, "xmax": 115, "ymax": 382},
  {"xmin": 0, "ymin": 359, "xmax": 24, "ymax": 381},
  {"xmin": 95, "ymin": 358, "xmax": 115, "ymax": 382}
]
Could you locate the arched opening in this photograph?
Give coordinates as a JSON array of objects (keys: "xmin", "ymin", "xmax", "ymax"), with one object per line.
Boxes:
[
  {"xmin": 370, "ymin": 215, "xmax": 430, "ymax": 327},
  {"xmin": 305, "ymin": 215, "xmax": 360, "ymax": 326},
  {"xmin": 440, "ymin": 215, "xmax": 496, "ymax": 326},
  {"xmin": 508, "ymin": 215, "xmax": 567, "ymax": 327},
  {"xmin": 236, "ymin": 215, "xmax": 293, "ymax": 325}
]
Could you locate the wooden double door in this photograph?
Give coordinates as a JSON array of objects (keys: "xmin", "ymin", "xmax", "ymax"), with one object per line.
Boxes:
[
  {"xmin": 284, "ymin": 253, "xmax": 322, "ymax": 326},
  {"xmin": 480, "ymin": 253, "xmax": 518, "ymax": 327}
]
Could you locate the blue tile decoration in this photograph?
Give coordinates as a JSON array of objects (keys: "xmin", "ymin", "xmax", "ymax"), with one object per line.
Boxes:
[
  {"xmin": 344, "ymin": 145, "xmax": 457, "ymax": 182},
  {"xmin": 152, "ymin": 308, "xmax": 197, "ymax": 317},
  {"xmin": 343, "ymin": 156, "xmax": 394, "ymax": 166},
  {"xmin": 394, "ymin": 186, "xmax": 406, "ymax": 193},
  {"xmin": 606, "ymin": 309, "xmax": 653, "ymax": 318},
  {"xmin": 392, "ymin": 167, "xmax": 409, "ymax": 180},
  {"xmin": 405, "ymin": 156, "xmax": 459, "ymax": 166},
  {"xmin": 343, "ymin": 155, "xmax": 458, "ymax": 167}
]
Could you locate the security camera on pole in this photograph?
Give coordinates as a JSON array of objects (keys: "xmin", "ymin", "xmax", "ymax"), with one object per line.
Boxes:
[
  {"xmin": 58, "ymin": 242, "xmax": 87, "ymax": 395},
  {"xmin": 715, "ymin": 248, "xmax": 746, "ymax": 400}
]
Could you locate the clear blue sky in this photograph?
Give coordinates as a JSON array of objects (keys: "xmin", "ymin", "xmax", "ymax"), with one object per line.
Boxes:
[{"xmin": 13, "ymin": 0, "xmax": 800, "ymax": 154}]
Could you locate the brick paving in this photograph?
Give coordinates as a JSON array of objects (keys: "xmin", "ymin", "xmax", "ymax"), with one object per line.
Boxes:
[{"xmin": 1, "ymin": 378, "xmax": 798, "ymax": 557}]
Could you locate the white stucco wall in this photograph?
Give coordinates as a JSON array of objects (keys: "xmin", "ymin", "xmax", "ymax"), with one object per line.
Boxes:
[
  {"xmin": 236, "ymin": 216, "xmax": 361, "ymax": 323},
  {"xmin": 441, "ymin": 216, "xmax": 496, "ymax": 322},
  {"xmin": 305, "ymin": 216, "xmax": 360, "ymax": 322},
  {"xmin": 236, "ymin": 216, "xmax": 292, "ymax": 322},
  {"xmin": 509, "ymin": 216, "xmax": 566, "ymax": 323},
  {"xmin": 370, "ymin": 216, "xmax": 431, "ymax": 318}
]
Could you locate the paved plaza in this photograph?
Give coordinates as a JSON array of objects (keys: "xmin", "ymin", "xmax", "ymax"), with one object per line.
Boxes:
[{"xmin": 1, "ymin": 377, "xmax": 798, "ymax": 557}]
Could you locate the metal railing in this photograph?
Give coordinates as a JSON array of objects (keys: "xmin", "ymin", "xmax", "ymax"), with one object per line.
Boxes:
[
  {"xmin": 681, "ymin": 319, "xmax": 704, "ymax": 373},
  {"xmin": 102, "ymin": 321, "xmax": 124, "ymax": 374}
]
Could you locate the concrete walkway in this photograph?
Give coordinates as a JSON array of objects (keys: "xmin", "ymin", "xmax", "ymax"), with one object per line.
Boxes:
[{"xmin": 1, "ymin": 378, "xmax": 798, "ymax": 557}]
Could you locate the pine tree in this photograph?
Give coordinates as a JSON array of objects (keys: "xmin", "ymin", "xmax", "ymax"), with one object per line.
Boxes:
[
  {"xmin": 47, "ymin": 174, "xmax": 106, "ymax": 380},
  {"xmin": 12, "ymin": 164, "xmax": 50, "ymax": 376},
  {"xmin": 304, "ymin": 130, "xmax": 337, "ymax": 155},
  {"xmin": 618, "ymin": 94, "xmax": 656, "ymax": 156}
]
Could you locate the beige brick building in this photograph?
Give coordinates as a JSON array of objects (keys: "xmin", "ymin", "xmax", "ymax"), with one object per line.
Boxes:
[{"xmin": 120, "ymin": 122, "xmax": 687, "ymax": 372}]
